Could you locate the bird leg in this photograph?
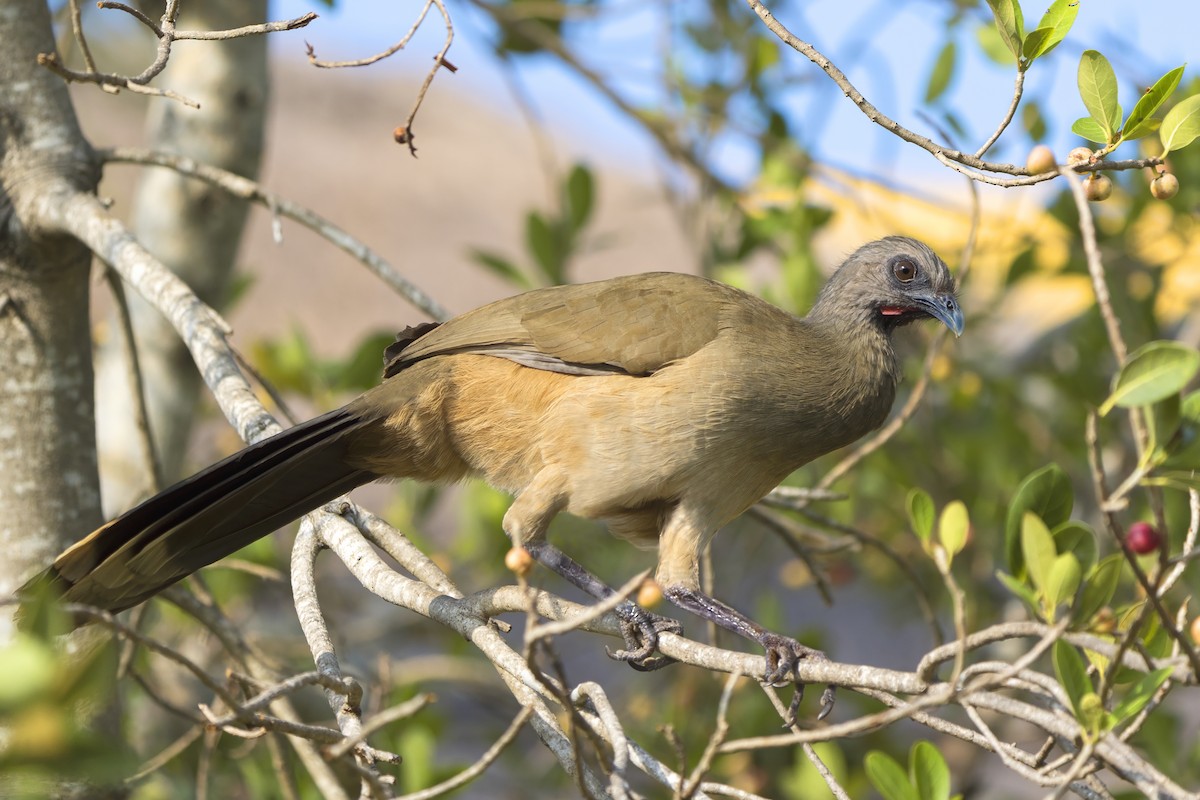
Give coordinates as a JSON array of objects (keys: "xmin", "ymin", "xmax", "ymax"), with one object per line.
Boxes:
[
  {"xmin": 663, "ymin": 585, "xmax": 836, "ymax": 722},
  {"xmin": 523, "ymin": 541, "xmax": 680, "ymax": 671}
]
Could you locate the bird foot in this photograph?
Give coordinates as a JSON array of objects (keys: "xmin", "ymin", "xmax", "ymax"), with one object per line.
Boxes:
[
  {"xmin": 757, "ymin": 632, "xmax": 836, "ymax": 726},
  {"xmin": 606, "ymin": 608, "xmax": 681, "ymax": 672}
]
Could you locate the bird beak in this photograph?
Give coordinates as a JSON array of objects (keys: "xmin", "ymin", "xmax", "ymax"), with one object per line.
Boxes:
[{"xmin": 913, "ymin": 291, "xmax": 964, "ymax": 337}]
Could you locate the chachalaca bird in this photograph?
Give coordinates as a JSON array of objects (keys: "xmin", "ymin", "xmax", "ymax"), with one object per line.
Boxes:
[{"xmin": 26, "ymin": 235, "xmax": 962, "ymax": 710}]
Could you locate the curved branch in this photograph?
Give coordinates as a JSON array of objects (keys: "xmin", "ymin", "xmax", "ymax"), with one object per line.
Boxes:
[{"xmin": 745, "ymin": 0, "xmax": 1162, "ymax": 182}]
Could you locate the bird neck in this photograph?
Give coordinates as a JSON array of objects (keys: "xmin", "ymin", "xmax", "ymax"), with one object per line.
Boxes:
[{"xmin": 804, "ymin": 300, "xmax": 902, "ymax": 392}]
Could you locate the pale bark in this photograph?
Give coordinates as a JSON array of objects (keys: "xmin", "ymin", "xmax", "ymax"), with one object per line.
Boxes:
[
  {"xmin": 0, "ymin": 1, "xmax": 103, "ymax": 639},
  {"xmin": 94, "ymin": 0, "xmax": 269, "ymax": 511}
]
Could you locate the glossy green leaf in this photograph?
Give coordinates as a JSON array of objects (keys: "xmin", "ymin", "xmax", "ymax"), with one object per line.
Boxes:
[
  {"xmin": 1112, "ymin": 668, "xmax": 1172, "ymax": 723},
  {"xmin": 1073, "ymin": 554, "xmax": 1124, "ymax": 626},
  {"xmin": 1021, "ymin": 27, "xmax": 1053, "ymax": 62},
  {"xmin": 1123, "ymin": 65, "xmax": 1185, "ymax": 141},
  {"xmin": 985, "ymin": 0, "xmax": 1025, "ymax": 60},
  {"xmin": 1099, "ymin": 341, "xmax": 1200, "ymax": 415},
  {"xmin": 565, "ymin": 164, "xmax": 594, "ymax": 232},
  {"xmin": 925, "ymin": 41, "xmax": 957, "ymax": 103},
  {"xmin": 907, "ymin": 488, "xmax": 935, "ymax": 547},
  {"xmin": 1160, "ymin": 93, "xmax": 1200, "ymax": 154},
  {"xmin": 865, "ymin": 751, "xmax": 919, "ymax": 800},
  {"xmin": 1021, "ymin": 512, "xmax": 1057, "ymax": 595},
  {"xmin": 938, "ymin": 500, "xmax": 970, "ymax": 558},
  {"xmin": 1023, "ymin": 0, "xmax": 1078, "ymax": 60},
  {"xmin": 1053, "ymin": 640, "xmax": 1093, "ymax": 721},
  {"xmin": 1046, "ymin": 552, "xmax": 1082, "ymax": 612},
  {"xmin": 1053, "ymin": 521, "xmax": 1097, "ymax": 576},
  {"xmin": 1071, "ymin": 116, "xmax": 1109, "ymax": 143},
  {"xmin": 1078, "ymin": 50, "xmax": 1121, "ymax": 140},
  {"xmin": 910, "ymin": 741, "xmax": 951, "ymax": 800},
  {"xmin": 1005, "ymin": 464, "xmax": 1073, "ymax": 577}
]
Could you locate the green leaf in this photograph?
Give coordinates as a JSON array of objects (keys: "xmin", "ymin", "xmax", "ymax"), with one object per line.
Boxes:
[
  {"xmin": 907, "ymin": 488, "xmax": 935, "ymax": 547},
  {"xmin": 1023, "ymin": 0, "xmax": 1078, "ymax": 60},
  {"xmin": 996, "ymin": 570, "xmax": 1041, "ymax": 612},
  {"xmin": 565, "ymin": 164, "xmax": 594, "ymax": 232},
  {"xmin": 1053, "ymin": 521, "xmax": 1097, "ymax": 576},
  {"xmin": 1160, "ymin": 93, "xmax": 1200, "ymax": 154},
  {"xmin": 1071, "ymin": 116, "xmax": 1110, "ymax": 144},
  {"xmin": 985, "ymin": 0, "xmax": 1025, "ymax": 60},
  {"xmin": 1078, "ymin": 50, "xmax": 1121, "ymax": 140},
  {"xmin": 975, "ymin": 23, "xmax": 1015, "ymax": 66},
  {"xmin": 938, "ymin": 500, "xmax": 970, "ymax": 558},
  {"xmin": 1073, "ymin": 554, "xmax": 1124, "ymax": 626},
  {"xmin": 1021, "ymin": 512, "xmax": 1057, "ymax": 595},
  {"xmin": 1112, "ymin": 668, "xmax": 1172, "ymax": 722},
  {"xmin": 1006, "ymin": 464, "xmax": 1073, "ymax": 577},
  {"xmin": 1053, "ymin": 640, "xmax": 1093, "ymax": 721},
  {"xmin": 1021, "ymin": 27, "xmax": 1053, "ymax": 62},
  {"xmin": 1123, "ymin": 65, "xmax": 1185, "ymax": 142},
  {"xmin": 0, "ymin": 635, "xmax": 58, "ymax": 712},
  {"xmin": 1023, "ymin": 101, "xmax": 1047, "ymax": 140},
  {"xmin": 924, "ymin": 41, "xmax": 957, "ymax": 103},
  {"xmin": 1100, "ymin": 341, "xmax": 1200, "ymax": 415},
  {"xmin": 1045, "ymin": 552, "xmax": 1082, "ymax": 612},
  {"xmin": 910, "ymin": 741, "xmax": 951, "ymax": 800},
  {"xmin": 470, "ymin": 249, "xmax": 533, "ymax": 289},
  {"xmin": 525, "ymin": 211, "xmax": 561, "ymax": 283},
  {"xmin": 865, "ymin": 751, "xmax": 919, "ymax": 800},
  {"xmin": 1147, "ymin": 394, "xmax": 1182, "ymax": 458}
]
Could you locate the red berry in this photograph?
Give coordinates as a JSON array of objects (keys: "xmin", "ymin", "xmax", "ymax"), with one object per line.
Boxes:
[{"xmin": 1126, "ymin": 522, "xmax": 1162, "ymax": 555}]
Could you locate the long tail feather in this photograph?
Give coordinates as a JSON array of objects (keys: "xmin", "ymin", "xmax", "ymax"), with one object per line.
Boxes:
[{"xmin": 28, "ymin": 406, "xmax": 380, "ymax": 614}]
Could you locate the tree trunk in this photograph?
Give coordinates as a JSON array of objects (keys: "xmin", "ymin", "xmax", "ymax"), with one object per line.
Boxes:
[
  {"xmin": 0, "ymin": 0, "xmax": 103, "ymax": 640},
  {"xmin": 95, "ymin": 0, "xmax": 270, "ymax": 511}
]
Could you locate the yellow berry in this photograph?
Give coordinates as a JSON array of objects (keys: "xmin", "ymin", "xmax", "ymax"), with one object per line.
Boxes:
[
  {"xmin": 1067, "ymin": 146, "xmax": 1094, "ymax": 166},
  {"xmin": 1085, "ymin": 173, "xmax": 1113, "ymax": 201},
  {"xmin": 636, "ymin": 578, "xmax": 664, "ymax": 609},
  {"xmin": 504, "ymin": 546, "xmax": 533, "ymax": 576},
  {"xmin": 1025, "ymin": 144, "xmax": 1056, "ymax": 174},
  {"xmin": 1150, "ymin": 173, "xmax": 1179, "ymax": 200}
]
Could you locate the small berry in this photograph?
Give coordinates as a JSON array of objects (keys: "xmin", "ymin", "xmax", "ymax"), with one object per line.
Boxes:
[
  {"xmin": 636, "ymin": 578, "xmax": 664, "ymax": 609},
  {"xmin": 1191, "ymin": 615, "xmax": 1200, "ymax": 646},
  {"xmin": 1150, "ymin": 173, "xmax": 1179, "ymax": 200},
  {"xmin": 1067, "ymin": 146, "xmax": 1094, "ymax": 166},
  {"xmin": 1026, "ymin": 144, "xmax": 1056, "ymax": 175},
  {"xmin": 1126, "ymin": 522, "xmax": 1162, "ymax": 555},
  {"xmin": 504, "ymin": 546, "xmax": 533, "ymax": 576},
  {"xmin": 1085, "ymin": 173, "xmax": 1113, "ymax": 201}
]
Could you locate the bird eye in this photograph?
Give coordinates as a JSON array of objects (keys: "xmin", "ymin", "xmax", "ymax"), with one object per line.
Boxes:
[{"xmin": 892, "ymin": 258, "xmax": 918, "ymax": 283}]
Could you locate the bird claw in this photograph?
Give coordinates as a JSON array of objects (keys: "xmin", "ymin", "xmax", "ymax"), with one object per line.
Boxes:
[
  {"xmin": 757, "ymin": 632, "xmax": 836, "ymax": 726},
  {"xmin": 606, "ymin": 609, "xmax": 681, "ymax": 671}
]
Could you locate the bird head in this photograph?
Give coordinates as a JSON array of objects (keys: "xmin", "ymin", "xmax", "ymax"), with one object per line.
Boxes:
[{"xmin": 812, "ymin": 236, "xmax": 963, "ymax": 337}]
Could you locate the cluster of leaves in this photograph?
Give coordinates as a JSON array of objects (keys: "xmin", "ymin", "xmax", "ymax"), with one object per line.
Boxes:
[
  {"xmin": 865, "ymin": 741, "xmax": 961, "ymax": 800},
  {"xmin": 1073, "ymin": 54, "xmax": 1200, "ymax": 159}
]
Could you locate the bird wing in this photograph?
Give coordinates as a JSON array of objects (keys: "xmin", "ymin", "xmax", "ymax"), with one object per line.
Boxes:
[{"xmin": 383, "ymin": 272, "xmax": 732, "ymax": 379}]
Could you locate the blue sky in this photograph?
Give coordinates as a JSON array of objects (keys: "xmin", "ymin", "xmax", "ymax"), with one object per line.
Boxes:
[{"xmin": 274, "ymin": 0, "xmax": 1198, "ymax": 188}]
